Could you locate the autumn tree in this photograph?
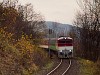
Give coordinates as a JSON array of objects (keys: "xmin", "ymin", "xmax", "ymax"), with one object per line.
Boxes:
[
  {"xmin": 0, "ymin": 0, "xmax": 18, "ymax": 33},
  {"xmin": 0, "ymin": 0, "xmax": 46, "ymax": 41},
  {"xmin": 15, "ymin": 3, "xmax": 46, "ymax": 40},
  {"xmin": 0, "ymin": 0, "xmax": 49, "ymax": 75}
]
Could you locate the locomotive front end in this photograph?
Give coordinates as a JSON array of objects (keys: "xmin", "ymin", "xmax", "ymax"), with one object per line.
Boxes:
[{"xmin": 57, "ymin": 37, "xmax": 73, "ymax": 58}]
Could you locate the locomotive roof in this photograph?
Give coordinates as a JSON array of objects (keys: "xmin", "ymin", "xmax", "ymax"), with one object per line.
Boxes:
[
  {"xmin": 44, "ymin": 37, "xmax": 72, "ymax": 40},
  {"xmin": 58, "ymin": 37, "xmax": 72, "ymax": 40}
]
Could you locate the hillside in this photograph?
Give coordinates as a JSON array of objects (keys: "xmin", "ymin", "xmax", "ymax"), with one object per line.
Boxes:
[{"xmin": 45, "ymin": 21, "xmax": 73, "ymax": 37}]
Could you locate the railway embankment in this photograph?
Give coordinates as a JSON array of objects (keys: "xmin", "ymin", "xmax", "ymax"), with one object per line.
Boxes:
[
  {"xmin": 77, "ymin": 58, "xmax": 100, "ymax": 75},
  {"xmin": 34, "ymin": 53, "xmax": 61, "ymax": 75},
  {"xmin": 35, "ymin": 57, "xmax": 100, "ymax": 75},
  {"xmin": 65, "ymin": 58, "xmax": 100, "ymax": 75},
  {"xmin": 35, "ymin": 57, "xmax": 80, "ymax": 75},
  {"xmin": 0, "ymin": 29, "xmax": 51, "ymax": 75}
]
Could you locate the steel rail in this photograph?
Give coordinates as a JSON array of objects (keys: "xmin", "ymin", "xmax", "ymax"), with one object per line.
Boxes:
[
  {"xmin": 46, "ymin": 59, "xmax": 72, "ymax": 75},
  {"xmin": 62, "ymin": 59, "xmax": 72, "ymax": 75},
  {"xmin": 46, "ymin": 59, "xmax": 62, "ymax": 75}
]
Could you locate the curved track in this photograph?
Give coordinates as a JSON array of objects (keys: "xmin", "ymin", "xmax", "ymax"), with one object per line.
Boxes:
[{"xmin": 47, "ymin": 59, "xmax": 72, "ymax": 75}]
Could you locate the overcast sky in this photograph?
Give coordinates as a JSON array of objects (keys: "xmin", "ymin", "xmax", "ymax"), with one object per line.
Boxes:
[{"xmin": 19, "ymin": 0, "xmax": 79, "ymax": 24}]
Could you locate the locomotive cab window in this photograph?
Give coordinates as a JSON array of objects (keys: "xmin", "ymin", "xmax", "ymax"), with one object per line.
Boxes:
[
  {"xmin": 58, "ymin": 39, "xmax": 72, "ymax": 44},
  {"xmin": 58, "ymin": 39, "xmax": 66, "ymax": 44},
  {"xmin": 66, "ymin": 39, "xmax": 72, "ymax": 43}
]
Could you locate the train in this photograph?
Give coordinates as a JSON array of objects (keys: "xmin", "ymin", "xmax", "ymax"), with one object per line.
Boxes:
[{"xmin": 42, "ymin": 36, "xmax": 73, "ymax": 58}]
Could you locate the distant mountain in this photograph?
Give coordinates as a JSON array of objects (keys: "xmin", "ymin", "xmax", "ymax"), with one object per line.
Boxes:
[
  {"xmin": 45, "ymin": 21, "xmax": 72, "ymax": 28},
  {"xmin": 45, "ymin": 21, "xmax": 73, "ymax": 37}
]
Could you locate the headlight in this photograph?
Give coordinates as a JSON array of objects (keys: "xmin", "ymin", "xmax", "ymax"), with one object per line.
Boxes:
[
  {"xmin": 69, "ymin": 50, "xmax": 72, "ymax": 52},
  {"xmin": 59, "ymin": 50, "xmax": 62, "ymax": 52}
]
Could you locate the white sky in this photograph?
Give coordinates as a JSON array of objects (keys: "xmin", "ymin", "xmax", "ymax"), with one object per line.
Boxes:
[{"xmin": 1, "ymin": 0, "xmax": 80, "ymax": 24}]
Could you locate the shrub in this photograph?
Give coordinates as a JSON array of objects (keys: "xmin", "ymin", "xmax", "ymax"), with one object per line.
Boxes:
[{"xmin": 0, "ymin": 28, "xmax": 49, "ymax": 75}]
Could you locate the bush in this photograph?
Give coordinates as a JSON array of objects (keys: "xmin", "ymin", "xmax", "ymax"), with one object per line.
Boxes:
[{"xmin": 0, "ymin": 28, "xmax": 49, "ymax": 75}]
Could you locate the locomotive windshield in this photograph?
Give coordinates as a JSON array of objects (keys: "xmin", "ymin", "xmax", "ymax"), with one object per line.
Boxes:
[
  {"xmin": 57, "ymin": 38, "xmax": 73, "ymax": 46},
  {"xmin": 58, "ymin": 39, "xmax": 72, "ymax": 44}
]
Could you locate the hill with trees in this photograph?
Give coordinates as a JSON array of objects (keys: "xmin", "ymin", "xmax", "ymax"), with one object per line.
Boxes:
[{"xmin": 45, "ymin": 21, "xmax": 73, "ymax": 38}]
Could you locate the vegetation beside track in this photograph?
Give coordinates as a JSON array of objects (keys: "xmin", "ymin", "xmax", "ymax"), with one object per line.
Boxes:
[
  {"xmin": 0, "ymin": 28, "xmax": 51, "ymax": 75},
  {"xmin": 0, "ymin": 0, "xmax": 51, "ymax": 75},
  {"xmin": 78, "ymin": 58, "xmax": 100, "ymax": 75}
]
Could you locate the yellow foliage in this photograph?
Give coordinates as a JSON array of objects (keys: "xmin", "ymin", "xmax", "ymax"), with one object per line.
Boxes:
[
  {"xmin": 15, "ymin": 35, "xmax": 34, "ymax": 54},
  {"xmin": 0, "ymin": 28, "xmax": 50, "ymax": 75}
]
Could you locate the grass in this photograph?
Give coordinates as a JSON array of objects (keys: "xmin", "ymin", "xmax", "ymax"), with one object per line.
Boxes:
[
  {"xmin": 33, "ymin": 61, "xmax": 54, "ymax": 75},
  {"xmin": 78, "ymin": 58, "xmax": 98, "ymax": 75},
  {"xmin": 43, "ymin": 61, "xmax": 54, "ymax": 70}
]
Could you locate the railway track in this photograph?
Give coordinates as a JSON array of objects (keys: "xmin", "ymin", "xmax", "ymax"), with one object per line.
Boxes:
[{"xmin": 47, "ymin": 59, "xmax": 72, "ymax": 75}]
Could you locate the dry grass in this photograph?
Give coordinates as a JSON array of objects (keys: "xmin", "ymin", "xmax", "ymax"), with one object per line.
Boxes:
[{"xmin": 78, "ymin": 58, "xmax": 100, "ymax": 75}]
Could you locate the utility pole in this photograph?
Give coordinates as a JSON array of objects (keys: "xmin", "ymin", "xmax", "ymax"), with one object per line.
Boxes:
[{"xmin": 48, "ymin": 29, "xmax": 52, "ymax": 57}]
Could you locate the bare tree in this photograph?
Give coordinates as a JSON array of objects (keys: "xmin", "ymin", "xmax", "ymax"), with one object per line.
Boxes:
[
  {"xmin": 74, "ymin": 0, "xmax": 100, "ymax": 61},
  {"xmin": 52, "ymin": 22, "xmax": 59, "ymax": 38}
]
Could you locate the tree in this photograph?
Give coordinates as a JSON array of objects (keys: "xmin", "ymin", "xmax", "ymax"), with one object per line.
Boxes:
[
  {"xmin": 74, "ymin": 0, "xmax": 100, "ymax": 61},
  {"xmin": 18, "ymin": 3, "xmax": 46, "ymax": 40},
  {"xmin": 0, "ymin": 0, "xmax": 46, "ymax": 41},
  {"xmin": 52, "ymin": 22, "xmax": 59, "ymax": 38}
]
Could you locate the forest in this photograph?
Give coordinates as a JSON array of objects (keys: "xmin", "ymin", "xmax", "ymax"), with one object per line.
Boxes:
[
  {"xmin": 73, "ymin": 0, "xmax": 100, "ymax": 74},
  {"xmin": 0, "ymin": 0, "xmax": 50, "ymax": 75}
]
